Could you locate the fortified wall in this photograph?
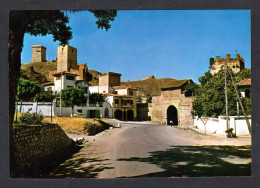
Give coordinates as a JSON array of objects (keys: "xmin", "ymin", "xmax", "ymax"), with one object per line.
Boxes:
[
  {"xmin": 151, "ymin": 88, "xmax": 194, "ymax": 126},
  {"xmin": 210, "ymin": 54, "xmax": 245, "ymax": 74},
  {"xmin": 11, "ymin": 123, "xmax": 75, "ymax": 177}
]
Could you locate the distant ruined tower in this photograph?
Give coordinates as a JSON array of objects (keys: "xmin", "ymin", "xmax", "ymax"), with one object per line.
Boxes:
[
  {"xmin": 57, "ymin": 45, "xmax": 77, "ymax": 72},
  {"xmin": 31, "ymin": 45, "xmax": 46, "ymax": 62},
  {"xmin": 210, "ymin": 54, "xmax": 245, "ymax": 74}
]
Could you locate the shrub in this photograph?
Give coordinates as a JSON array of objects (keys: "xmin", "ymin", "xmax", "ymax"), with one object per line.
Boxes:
[
  {"xmin": 84, "ymin": 119, "xmax": 112, "ymax": 135},
  {"xmin": 19, "ymin": 112, "xmax": 43, "ymax": 125}
]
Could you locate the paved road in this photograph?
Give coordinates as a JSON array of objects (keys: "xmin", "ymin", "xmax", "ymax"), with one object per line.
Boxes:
[{"xmin": 49, "ymin": 120, "xmax": 251, "ymax": 178}]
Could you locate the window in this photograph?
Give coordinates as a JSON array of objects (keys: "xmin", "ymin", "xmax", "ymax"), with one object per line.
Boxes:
[
  {"xmin": 47, "ymin": 87, "xmax": 52, "ymax": 91},
  {"xmin": 84, "ymin": 87, "xmax": 88, "ymax": 93},
  {"xmin": 77, "ymin": 109, "xmax": 82, "ymax": 113},
  {"xmin": 245, "ymin": 89, "xmax": 250, "ymax": 98},
  {"xmin": 129, "ymin": 90, "xmax": 134, "ymax": 96},
  {"xmin": 115, "ymin": 99, "xmax": 119, "ymax": 104},
  {"xmin": 66, "ymin": 75, "xmax": 74, "ymax": 80}
]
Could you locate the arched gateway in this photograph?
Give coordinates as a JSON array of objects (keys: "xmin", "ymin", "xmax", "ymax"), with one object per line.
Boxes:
[
  {"xmin": 167, "ymin": 105, "xmax": 178, "ymax": 125},
  {"xmin": 127, "ymin": 110, "xmax": 134, "ymax": 121},
  {"xmin": 114, "ymin": 109, "xmax": 123, "ymax": 120}
]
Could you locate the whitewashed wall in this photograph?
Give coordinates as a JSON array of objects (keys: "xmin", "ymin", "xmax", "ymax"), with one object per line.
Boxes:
[
  {"xmin": 17, "ymin": 101, "xmax": 113, "ymax": 118},
  {"xmin": 193, "ymin": 116, "xmax": 251, "ymax": 136},
  {"xmin": 16, "ymin": 102, "xmax": 54, "ymax": 116}
]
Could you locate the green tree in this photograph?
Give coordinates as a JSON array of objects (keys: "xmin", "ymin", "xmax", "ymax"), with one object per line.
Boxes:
[
  {"xmin": 34, "ymin": 90, "xmax": 57, "ymax": 121},
  {"xmin": 234, "ymin": 68, "xmax": 251, "ymax": 83},
  {"xmin": 16, "ymin": 78, "xmax": 42, "ymax": 111},
  {"xmin": 209, "ymin": 57, "xmax": 215, "ymax": 67},
  {"xmin": 89, "ymin": 92, "xmax": 105, "ymax": 105},
  {"xmin": 9, "ymin": 10, "xmax": 117, "ymax": 129},
  {"xmin": 192, "ymin": 69, "xmax": 240, "ymax": 117},
  {"xmin": 198, "ymin": 71, "xmax": 213, "ymax": 87},
  {"xmin": 61, "ymin": 87, "xmax": 86, "ymax": 117}
]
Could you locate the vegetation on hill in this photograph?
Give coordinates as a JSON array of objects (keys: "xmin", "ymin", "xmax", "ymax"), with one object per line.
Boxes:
[{"xmin": 121, "ymin": 77, "xmax": 183, "ymax": 97}]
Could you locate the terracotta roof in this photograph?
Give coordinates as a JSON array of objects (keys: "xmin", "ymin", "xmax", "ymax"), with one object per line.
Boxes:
[
  {"xmin": 113, "ymin": 86, "xmax": 137, "ymax": 90},
  {"xmin": 41, "ymin": 81, "xmax": 54, "ymax": 86},
  {"xmin": 237, "ymin": 78, "xmax": 251, "ymax": 86},
  {"xmin": 160, "ymin": 79, "xmax": 193, "ymax": 90},
  {"xmin": 53, "ymin": 71, "xmax": 79, "ymax": 76},
  {"xmin": 104, "ymin": 93, "xmax": 133, "ymax": 98}
]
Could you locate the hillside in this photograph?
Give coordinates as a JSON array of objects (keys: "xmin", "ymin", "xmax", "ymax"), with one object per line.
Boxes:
[
  {"xmin": 122, "ymin": 77, "xmax": 182, "ymax": 96},
  {"xmin": 21, "ymin": 61, "xmax": 57, "ymax": 81},
  {"xmin": 20, "ymin": 61, "xmax": 101, "ymax": 85},
  {"xmin": 20, "ymin": 62, "xmax": 185, "ymax": 96}
]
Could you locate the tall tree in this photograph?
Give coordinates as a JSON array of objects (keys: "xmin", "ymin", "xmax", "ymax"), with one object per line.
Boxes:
[
  {"xmin": 9, "ymin": 10, "xmax": 117, "ymax": 128},
  {"xmin": 16, "ymin": 78, "xmax": 42, "ymax": 111},
  {"xmin": 89, "ymin": 92, "xmax": 105, "ymax": 105},
  {"xmin": 192, "ymin": 69, "xmax": 250, "ymax": 118},
  {"xmin": 61, "ymin": 87, "xmax": 86, "ymax": 117}
]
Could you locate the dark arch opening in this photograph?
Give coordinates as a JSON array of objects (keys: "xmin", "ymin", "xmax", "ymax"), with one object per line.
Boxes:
[
  {"xmin": 114, "ymin": 110, "xmax": 123, "ymax": 121},
  {"xmin": 167, "ymin": 105, "xmax": 178, "ymax": 125},
  {"xmin": 127, "ymin": 110, "xmax": 134, "ymax": 121},
  {"xmin": 104, "ymin": 107, "xmax": 109, "ymax": 118}
]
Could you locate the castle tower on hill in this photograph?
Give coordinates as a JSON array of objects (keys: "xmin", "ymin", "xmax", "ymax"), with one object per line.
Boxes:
[
  {"xmin": 48, "ymin": 45, "xmax": 88, "ymax": 82},
  {"xmin": 210, "ymin": 54, "xmax": 245, "ymax": 74},
  {"xmin": 31, "ymin": 45, "xmax": 46, "ymax": 62},
  {"xmin": 57, "ymin": 45, "xmax": 78, "ymax": 72}
]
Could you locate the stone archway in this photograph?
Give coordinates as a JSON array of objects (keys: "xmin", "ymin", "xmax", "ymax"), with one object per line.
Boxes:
[
  {"xmin": 127, "ymin": 110, "xmax": 134, "ymax": 121},
  {"xmin": 104, "ymin": 107, "xmax": 109, "ymax": 118},
  {"xmin": 167, "ymin": 105, "xmax": 178, "ymax": 125},
  {"xmin": 114, "ymin": 109, "xmax": 123, "ymax": 121}
]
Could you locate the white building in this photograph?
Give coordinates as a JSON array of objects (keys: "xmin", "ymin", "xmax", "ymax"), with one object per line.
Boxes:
[{"xmin": 42, "ymin": 71, "xmax": 89, "ymax": 97}]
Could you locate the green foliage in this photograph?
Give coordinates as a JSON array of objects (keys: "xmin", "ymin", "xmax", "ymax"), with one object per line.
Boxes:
[
  {"xmin": 89, "ymin": 92, "xmax": 105, "ymax": 105},
  {"xmin": 84, "ymin": 120, "xmax": 112, "ymax": 136},
  {"xmin": 19, "ymin": 111, "xmax": 43, "ymax": 125},
  {"xmin": 16, "ymin": 78, "xmax": 42, "ymax": 101},
  {"xmin": 184, "ymin": 83, "xmax": 199, "ymax": 96},
  {"xmin": 61, "ymin": 87, "xmax": 86, "ymax": 107},
  {"xmin": 192, "ymin": 69, "xmax": 250, "ymax": 117},
  {"xmin": 209, "ymin": 57, "xmax": 215, "ymax": 67},
  {"xmin": 198, "ymin": 71, "xmax": 213, "ymax": 87},
  {"xmin": 34, "ymin": 91, "xmax": 57, "ymax": 102},
  {"xmin": 234, "ymin": 68, "xmax": 251, "ymax": 83}
]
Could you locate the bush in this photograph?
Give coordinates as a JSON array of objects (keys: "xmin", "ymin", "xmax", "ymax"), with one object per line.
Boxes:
[
  {"xmin": 84, "ymin": 119, "xmax": 112, "ymax": 135},
  {"xmin": 19, "ymin": 112, "xmax": 43, "ymax": 125}
]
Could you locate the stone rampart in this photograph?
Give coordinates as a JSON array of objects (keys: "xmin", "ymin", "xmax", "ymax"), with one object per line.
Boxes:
[{"xmin": 11, "ymin": 123, "xmax": 74, "ymax": 177}]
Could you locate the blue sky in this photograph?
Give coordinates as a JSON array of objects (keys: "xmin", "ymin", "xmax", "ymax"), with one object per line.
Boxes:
[{"xmin": 21, "ymin": 10, "xmax": 251, "ymax": 83}]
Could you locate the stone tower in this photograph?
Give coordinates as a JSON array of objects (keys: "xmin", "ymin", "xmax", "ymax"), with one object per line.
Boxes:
[
  {"xmin": 57, "ymin": 45, "xmax": 77, "ymax": 72},
  {"xmin": 31, "ymin": 45, "xmax": 46, "ymax": 62},
  {"xmin": 210, "ymin": 54, "xmax": 245, "ymax": 74},
  {"xmin": 99, "ymin": 72, "xmax": 122, "ymax": 93}
]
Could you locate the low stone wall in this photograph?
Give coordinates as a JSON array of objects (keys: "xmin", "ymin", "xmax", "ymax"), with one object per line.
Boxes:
[{"xmin": 11, "ymin": 123, "xmax": 75, "ymax": 177}]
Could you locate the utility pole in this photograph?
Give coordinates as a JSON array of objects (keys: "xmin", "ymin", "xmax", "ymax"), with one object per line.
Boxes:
[
  {"xmin": 224, "ymin": 62, "xmax": 229, "ymax": 130},
  {"xmin": 228, "ymin": 70, "xmax": 251, "ymax": 135},
  {"xmin": 59, "ymin": 50, "xmax": 63, "ymax": 117}
]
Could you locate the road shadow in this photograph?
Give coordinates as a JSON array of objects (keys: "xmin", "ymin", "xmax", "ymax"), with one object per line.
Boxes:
[
  {"xmin": 49, "ymin": 151, "xmax": 113, "ymax": 178},
  {"xmin": 117, "ymin": 145, "xmax": 251, "ymax": 177}
]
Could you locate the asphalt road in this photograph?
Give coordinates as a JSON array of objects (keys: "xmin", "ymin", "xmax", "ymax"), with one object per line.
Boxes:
[{"xmin": 49, "ymin": 120, "xmax": 251, "ymax": 178}]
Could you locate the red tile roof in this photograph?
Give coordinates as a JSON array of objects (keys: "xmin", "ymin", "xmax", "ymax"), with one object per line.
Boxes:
[
  {"xmin": 113, "ymin": 86, "xmax": 137, "ymax": 90},
  {"xmin": 41, "ymin": 81, "xmax": 54, "ymax": 86},
  {"xmin": 237, "ymin": 78, "xmax": 251, "ymax": 86},
  {"xmin": 160, "ymin": 79, "xmax": 193, "ymax": 90},
  {"xmin": 104, "ymin": 93, "xmax": 133, "ymax": 98},
  {"xmin": 52, "ymin": 71, "xmax": 79, "ymax": 76}
]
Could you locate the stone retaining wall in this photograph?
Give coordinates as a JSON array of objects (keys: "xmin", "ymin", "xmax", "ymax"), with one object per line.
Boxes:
[{"xmin": 10, "ymin": 123, "xmax": 74, "ymax": 177}]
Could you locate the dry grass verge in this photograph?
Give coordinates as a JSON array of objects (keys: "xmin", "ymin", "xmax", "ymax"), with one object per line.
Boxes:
[{"xmin": 43, "ymin": 117, "xmax": 113, "ymax": 135}]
